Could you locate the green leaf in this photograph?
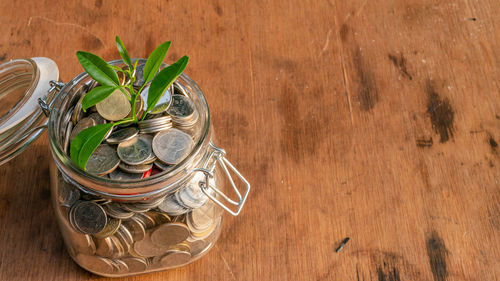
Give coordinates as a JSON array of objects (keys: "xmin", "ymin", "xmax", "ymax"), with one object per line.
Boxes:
[
  {"xmin": 115, "ymin": 36, "xmax": 132, "ymax": 69},
  {"xmin": 70, "ymin": 123, "xmax": 114, "ymax": 169},
  {"xmin": 143, "ymin": 41, "xmax": 171, "ymax": 84},
  {"xmin": 76, "ymin": 51, "xmax": 120, "ymax": 87},
  {"xmin": 146, "ymin": 56, "xmax": 189, "ymax": 113},
  {"xmin": 82, "ymin": 86, "xmax": 117, "ymax": 111}
]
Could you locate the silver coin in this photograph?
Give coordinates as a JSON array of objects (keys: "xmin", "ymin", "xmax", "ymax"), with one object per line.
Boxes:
[
  {"xmin": 139, "ymin": 124, "xmax": 172, "ymax": 134},
  {"xmin": 153, "ymin": 159, "xmax": 174, "ymax": 171},
  {"xmin": 153, "ymin": 128, "xmax": 194, "ymax": 165},
  {"xmin": 103, "ymin": 203, "xmax": 135, "ymax": 220},
  {"xmin": 122, "ymin": 257, "xmax": 148, "ymax": 272},
  {"xmin": 177, "ymin": 172, "xmax": 209, "ymax": 209},
  {"xmin": 88, "ymin": 112, "xmax": 107, "ymax": 125},
  {"xmin": 58, "ymin": 181, "xmax": 80, "ymax": 207},
  {"xmin": 70, "ymin": 117, "xmax": 95, "ymax": 142},
  {"xmin": 117, "ymin": 136, "xmax": 152, "ymax": 165},
  {"xmin": 86, "ymin": 144, "xmax": 120, "ymax": 175},
  {"xmin": 108, "ymin": 168, "xmax": 143, "ymax": 181},
  {"xmin": 71, "ymin": 94, "xmax": 84, "ymax": 125},
  {"xmin": 150, "ymin": 223, "xmax": 190, "ymax": 248},
  {"xmin": 160, "ymin": 250, "xmax": 191, "ymax": 267},
  {"xmin": 167, "ymin": 95, "xmax": 194, "ymax": 118},
  {"xmin": 106, "ymin": 127, "xmax": 139, "ymax": 144},
  {"xmin": 71, "ymin": 201, "xmax": 107, "ymax": 234},
  {"xmin": 133, "ymin": 63, "xmax": 145, "ymax": 87},
  {"xmin": 76, "ymin": 254, "xmax": 115, "ymax": 274},
  {"xmin": 140, "ymin": 134, "xmax": 157, "ymax": 164},
  {"xmin": 64, "ymin": 121, "xmax": 73, "ymax": 154},
  {"xmin": 119, "ymin": 162, "xmax": 153, "ymax": 174},
  {"xmin": 141, "ymin": 85, "xmax": 172, "ymax": 114},
  {"xmin": 158, "ymin": 195, "xmax": 190, "ymax": 216}
]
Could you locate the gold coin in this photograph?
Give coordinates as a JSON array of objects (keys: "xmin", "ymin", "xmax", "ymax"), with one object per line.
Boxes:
[
  {"xmin": 96, "ymin": 89, "xmax": 131, "ymax": 121},
  {"xmin": 94, "ymin": 218, "xmax": 121, "ymax": 239}
]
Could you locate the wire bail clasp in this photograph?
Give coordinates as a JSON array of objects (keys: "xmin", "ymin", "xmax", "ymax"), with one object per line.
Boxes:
[
  {"xmin": 38, "ymin": 80, "xmax": 65, "ymax": 117},
  {"xmin": 191, "ymin": 142, "xmax": 251, "ymax": 216}
]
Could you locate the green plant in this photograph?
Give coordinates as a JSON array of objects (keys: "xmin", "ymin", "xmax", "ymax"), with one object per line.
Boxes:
[{"xmin": 70, "ymin": 36, "xmax": 189, "ymax": 170}]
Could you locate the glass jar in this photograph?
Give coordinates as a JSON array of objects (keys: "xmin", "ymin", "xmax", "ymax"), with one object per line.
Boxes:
[{"xmin": 0, "ymin": 58, "xmax": 250, "ymax": 277}]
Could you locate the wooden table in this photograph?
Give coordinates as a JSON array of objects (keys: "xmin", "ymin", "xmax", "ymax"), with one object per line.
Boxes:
[{"xmin": 0, "ymin": 0, "xmax": 499, "ymax": 280}]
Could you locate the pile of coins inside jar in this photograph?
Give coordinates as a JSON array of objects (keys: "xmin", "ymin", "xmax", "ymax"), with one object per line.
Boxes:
[{"xmin": 55, "ymin": 63, "xmax": 222, "ymax": 275}]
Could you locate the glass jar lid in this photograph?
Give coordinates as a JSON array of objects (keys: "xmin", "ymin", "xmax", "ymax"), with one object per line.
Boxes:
[{"xmin": 0, "ymin": 57, "xmax": 59, "ymax": 165}]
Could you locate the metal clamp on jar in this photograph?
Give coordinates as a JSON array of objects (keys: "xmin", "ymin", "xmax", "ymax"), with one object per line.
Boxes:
[{"xmin": 0, "ymin": 58, "xmax": 250, "ymax": 277}]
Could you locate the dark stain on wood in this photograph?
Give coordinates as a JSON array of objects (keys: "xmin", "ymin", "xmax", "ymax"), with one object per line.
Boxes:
[
  {"xmin": 426, "ymin": 231, "xmax": 448, "ymax": 281},
  {"xmin": 340, "ymin": 23, "xmax": 349, "ymax": 42},
  {"xmin": 215, "ymin": 4, "xmax": 223, "ymax": 16},
  {"xmin": 388, "ymin": 53, "xmax": 413, "ymax": 80},
  {"xmin": 377, "ymin": 265, "xmax": 401, "ymax": 281},
  {"xmin": 416, "ymin": 137, "xmax": 433, "ymax": 147},
  {"xmin": 0, "ymin": 53, "xmax": 6, "ymax": 62},
  {"xmin": 467, "ymin": 17, "xmax": 477, "ymax": 21},
  {"xmin": 278, "ymin": 85, "xmax": 326, "ymax": 162},
  {"xmin": 81, "ymin": 34, "xmax": 103, "ymax": 50},
  {"xmin": 489, "ymin": 136, "xmax": 498, "ymax": 149},
  {"xmin": 145, "ymin": 35, "xmax": 155, "ymax": 57},
  {"xmin": 426, "ymin": 81, "xmax": 454, "ymax": 143},
  {"xmin": 353, "ymin": 49, "xmax": 378, "ymax": 111},
  {"xmin": 95, "ymin": 0, "xmax": 102, "ymax": 8}
]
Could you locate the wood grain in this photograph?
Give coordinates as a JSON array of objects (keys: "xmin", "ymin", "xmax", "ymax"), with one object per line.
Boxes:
[{"xmin": 0, "ymin": 0, "xmax": 499, "ymax": 280}]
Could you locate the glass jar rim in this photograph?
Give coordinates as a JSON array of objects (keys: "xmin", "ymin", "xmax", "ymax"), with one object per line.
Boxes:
[{"xmin": 48, "ymin": 59, "xmax": 212, "ymax": 199}]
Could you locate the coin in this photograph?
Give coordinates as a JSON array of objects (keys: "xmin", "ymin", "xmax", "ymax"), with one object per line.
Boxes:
[
  {"xmin": 187, "ymin": 239, "xmax": 207, "ymax": 256},
  {"xmin": 159, "ymin": 250, "xmax": 191, "ymax": 267},
  {"xmin": 133, "ymin": 234, "xmax": 168, "ymax": 257},
  {"xmin": 96, "ymin": 89, "xmax": 131, "ymax": 121},
  {"xmin": 119, "ymin": 162, "xmax": 153, "ymax": 174},
  {"xmin": 58, "ymin": 181, "xmax": 80, "ymax": 207},
  {"xmin": 76, "ymin": 254, "xmax": 115, "ymax": 274},
  {"xmin": 71, "ymin": 94, "xmax": 85, "ymax": 125},
  {"xmin": 86, "ymin": 144, "xmax": 120, "ymax": 175},
  {"xmin": 158, "ymin": 194, "xmax": 190, "ymax": 216},
  {"xmin": 103, "ymin": 203, "xmax": 135, "ymax": 220},
  {"xmin": 94, "ymin": 218, "xmax": 121, "ymax": 239},
  {"xmin": 71, "ymin": 201, "xmax": 107, "ymax": 234},
  {"xmin": 150, "ymin": 222, "xmax": 189, "ymax": 248},
  {"xmin": 153, "ymin": 128, "xmax": 194, "ymax": 165},
  {"xmin": 114, "ymin": 225, "xmax": 133, "ymax": 254},
  {"xmin": 141, "ymin": 85, "xmax": 172, "ymax": 114},
  {"xmin": 153, "ymin": 159, "xmax": 173, "ymax": 171},
  {"xmin": 167, "ymin": 95, "xmax": 194, "ymax": 118},
  {"xmin": 106, "ymin": 127, "xmax": 139, "ymax": 145},
  {"xmin": 133, "ymin": 63, "xmax": 145, "ymax": 87},
  {"xmin": 113, "ymin": 259, "xmax": 129, "ymax": 273},
  {"xmin": 88, "ymin": 112, "xmax": 107, "ymax": 125},
  {"xmin": 109, "ymin": 235, "xmax": 125, "ymax": 259},
  {"xmin": 177, "ymin": 173, "xmax": 209, "ymax": 209},
  {"xmin": 108, "ymin": 168, "xmax": 143, "ymax": 181},
  {"xmin": 117, "ymin": 136, "xmax": 152, "ymax": 165},
  {"xmin": 64, "ymin": 121, "xmax": 73, "ymax": 153},
  {"xmin": 96, "ymin": 237, "xmax": 114, "ymax": 257},
  {"xmin": 123, "ymin": 217, "xmax": 146, "ymax": 241},
  {"xmin": 122, "ymin": 257, "xmax": 148, "ymax": 272},
  {"xmin": 70, "ymin": 117, "xmax": 95, "ymax": 142}
]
